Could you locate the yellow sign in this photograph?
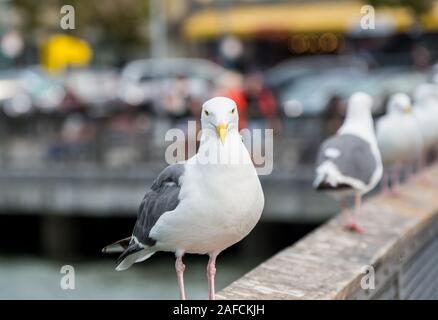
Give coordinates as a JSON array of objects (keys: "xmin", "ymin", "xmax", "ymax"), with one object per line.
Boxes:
[{"xmin": 40, "ymin": 34, "xmax": 92, "ymax": 73}]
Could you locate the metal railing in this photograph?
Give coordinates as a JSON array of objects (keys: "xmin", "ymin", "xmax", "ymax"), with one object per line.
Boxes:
[{"xmin": 0, "ymin": 115, "xmax": 326, "ymax": 174}]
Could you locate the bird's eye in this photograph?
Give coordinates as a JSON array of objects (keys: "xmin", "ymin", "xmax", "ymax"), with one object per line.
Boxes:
[
  {"xmin": 204, "ymin": 110, "xmax": 209, "ymax": 116},
  {"xmin": 231, "ymin": 108, "xmax": 235, "ymax": 114}
]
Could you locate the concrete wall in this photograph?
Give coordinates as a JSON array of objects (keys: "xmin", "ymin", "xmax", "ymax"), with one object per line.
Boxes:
[{"xmin": 217, "ymin": 165, "xmax": 438, "ymax": 300}]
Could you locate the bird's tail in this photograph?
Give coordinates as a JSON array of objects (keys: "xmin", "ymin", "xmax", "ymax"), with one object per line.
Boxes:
[
  {"xmin": 115, "ymin": 244, "xmax": 155, "ymax": 271},
  {"xmin": 313, "ymin": 171, "xmax": 328, "ymax": 190},
  {"xmin": 102, "ymin": 237, "xmax": 131, "ymax": 253},
  {"xmin": 313, "ymin": 161, "xmax": 334, "ymax": 189},
  {"xmin": 313, "ymin": 161, "xmax": 352, "ymax": 191},
  {"xmin": 102, "ymin": 236, "xmax": 155, "ymax": 271}
]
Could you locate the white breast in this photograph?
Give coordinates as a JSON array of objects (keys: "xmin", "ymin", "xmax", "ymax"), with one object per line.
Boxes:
[
  {"xmin": 150, "ymin": 137, "xmax": 264, "ymax": 255},
  {"xmin": 377, "ymin": 113, "xmax": 424, "ymax": 165},
  {"xmin": 414, "ymin": 107, "xmax": 436, "ymax": 149}
]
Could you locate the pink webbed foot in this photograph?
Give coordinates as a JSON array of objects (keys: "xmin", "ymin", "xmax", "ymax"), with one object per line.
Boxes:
[
  {"xmin": 388, "ymin": 188, "xmax": 402, "ymax": 197},
  {"xmin": 417, "ymin": 173, "xmax": 432, "ymax": 186},
  {"xmin": 344, "ymin": 222, "xmax": 364, "ymax": 233}
]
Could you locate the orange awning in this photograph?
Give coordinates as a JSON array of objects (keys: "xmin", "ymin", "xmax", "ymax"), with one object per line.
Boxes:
[{"xmin": 183, "ymin": 1, "xmax": 438, "ymax": 40}]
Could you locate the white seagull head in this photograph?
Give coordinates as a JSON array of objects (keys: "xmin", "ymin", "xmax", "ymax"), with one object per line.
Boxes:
[
  {"xmin": 414, "ymin": 83, "xmax": 438, "ymax": 107},
  {"xmin": 345, "ymin": 92, "xmax": 374, "ymax": 121},
  {"xmin": 201, "ymin": 97, "xmax": 239, "ymax": 144},
  {"xmin": 432, "ymin": 64, "xmax": 438, "ymax": 84},
  {"xmin": 387, "ymin": 93, "xmax": 412, "ymax": 114}
]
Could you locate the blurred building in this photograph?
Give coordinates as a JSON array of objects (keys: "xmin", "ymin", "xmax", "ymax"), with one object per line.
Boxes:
[
  {"xmin": 2, "ymin": 0, "xmax": 438, "ymax": 70},
  {"xmin": 177, "ymin": 0, "xmax": 438, "ymax": 70}
]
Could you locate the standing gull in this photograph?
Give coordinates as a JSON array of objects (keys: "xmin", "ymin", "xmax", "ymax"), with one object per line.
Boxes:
[
  {"xmin": 313, "ymin": 92, "xmax": 382, "ymax": 233},
  {"xmin": 103, "ymin": 97, "xmax": 264, "ymax": 300},
  {"xmin": 413, "ymin": 84, "xmax": 438, "ymax": 173},
  {"xmin": 376, "ymin": 93, "xmax": 423, "ymax": 195}
]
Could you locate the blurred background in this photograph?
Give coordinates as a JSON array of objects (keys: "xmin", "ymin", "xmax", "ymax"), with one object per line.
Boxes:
[{"xmin": 0, "ymin": 0, "xmax": 437, "ymax": 299}]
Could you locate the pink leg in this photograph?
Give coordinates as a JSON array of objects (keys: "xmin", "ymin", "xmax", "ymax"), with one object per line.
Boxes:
[
  {"xmin": 418, "ymin": 154, "xmax": 432, "ymax": 185},
  {"xmin": 344, "ymin": 192, "xmax": 364, "ymax": 233},
  {"xmin": 207, "ymin": 252, "xmax": 218, "ymax": 300},
  {"xmin": 405, "ymin": 163, "xmax": 414, "ymax": 181},
  {"xmin": 339, "ymin": 195, "xmax": 350, "ymax": 227},
  {"xmin": 381, "ymin": 171, "xmax": 390, "ymax": 195},
  {"xmin": 175, "ymin": 255, "xmax": 186, "ymax": 300},
  {"xmin": 420, "ymin": 152, "xmax": 427, "ymax": 170},
  {"xmin": 339, "ymin": 195, "xmax": 346, "ymax": 211},
  {"xmin": 435, "ymin": 146, "xmax": 438, "ymax": 163},
  {"xmin": 390, "ymin": 166, "xmax": 401, "ymax": 197}
]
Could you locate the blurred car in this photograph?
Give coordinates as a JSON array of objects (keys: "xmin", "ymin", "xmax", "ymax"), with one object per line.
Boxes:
[
  {"xmin": 275, "ymin": 66, "xmax": 428, "ymax": 118},
  {"xmin": 0, "ymin": 70, "xmax": 25, "ymax": 116},
  {"xmin": 357, "ymin": 67, "xmax": 428, "ymax": 113},
  {"xmin": 62, "ymin": 68, "xmax": 120, "ymax": 113},
  {"xmin": 265, "ymin": 55, "xmax": 369, "ymax": 94},
  {"xmin": 268, "ymin": 63, "xmax": 428, "ymax": 167},
  {"xmin": 119, "ymin": 58, "xmax": 226, "ymax": 115},
  {"xmin": 0, "ymin": 67, "xmax": 66, "ymax": 117},
  {"xmin": 278, "ymin": 67, "xmax": 369, "ymax": 118},
  {"xmin": 20, "ymin": 67, "xmax": 66, "ymax": 112}
]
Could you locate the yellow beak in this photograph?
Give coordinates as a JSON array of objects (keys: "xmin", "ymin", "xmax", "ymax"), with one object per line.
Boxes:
[
  {"xmin": 216, "ymin": 123, "xmax": 228, "ymax": 144},
  {"xmin": 404, "ymin": 105, "xmax": 412, "ymax": 113}
]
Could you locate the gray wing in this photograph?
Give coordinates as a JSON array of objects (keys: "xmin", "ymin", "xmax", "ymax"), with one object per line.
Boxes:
[
  {"xmin": 104, "ymin": 163, "xmax": 184, "ymax": 270},
  {"xmin": 316, "ymin": 134, "xmax": 377, "ymax": 185},
  {"xmin": 132, "ymin": 163, "xmax": 185, "ymax": 246}
]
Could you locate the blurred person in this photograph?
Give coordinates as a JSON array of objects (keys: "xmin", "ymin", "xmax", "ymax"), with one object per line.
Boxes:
[
  {"xmin": 161, "ymin": 75, "xmax": 191, "ymax": 119},
  {"xmin": 214, "ymin": 71, "xmax": 247, "ymax": 129},
  {"xmin": 411, "ymin": 44, "xmax": 432, "ymax": 71},
  {"xmin": 215, "ymin": 71, "xmax": 280, "ymax": 158},
  {"xmin": 244, "ymin": 72, "xmax": 280, "ymax": 132},
  {"xmin": 242, "ymin": 72, "xmax": 280, "ymax": 163},
  {"xmin": 48, "ymin": 112, "xmax": 96, "ymax": 161},
  {"xmin": 323, "ymin": 94, "xmax": 346, "ymax": 137},
  {"xmin": 245, "ymin": 73, "xmax": 276, "ymax": 118},
  {"xmin": 105, "ymin": 108, "xmax": 143, "ymax": 166},
  {"xmin": 107, "ymin": 109, "xmax": 137, "ymax": 137},
  {"xmin": 160, "ymin": 75, "xmax": 209, "ymax": 161},
  {"xmin": 161, "ymin": 75, "xmax": 209, "ymax": 119},
  {"xmin": 185, "ymin": 95, "xmax": 204, "ymax": 158}
]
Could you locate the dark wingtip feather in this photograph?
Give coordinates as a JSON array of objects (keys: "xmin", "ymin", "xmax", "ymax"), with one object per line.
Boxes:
[
  {"xmin": 315, "ymin": 182, "xmax": 353, "ymax": 191},
  {"xmin": 102, "ymin": 237, "xmax": 131, "ymax": 254},
  {"xmin": 115, "ymin": 244, "xmax": 144, "ymax": 271}
]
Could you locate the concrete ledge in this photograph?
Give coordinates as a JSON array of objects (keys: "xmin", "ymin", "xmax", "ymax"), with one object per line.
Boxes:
[{"xmin": 217, "ymin": 166, "xmax": 438, "ymax": 300}]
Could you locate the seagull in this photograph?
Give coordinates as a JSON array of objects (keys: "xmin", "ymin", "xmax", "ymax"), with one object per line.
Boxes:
[
  {"xmin": 431, "ymin": 64, "xmax": 438, "ymax": 84},
  {"xmin": 313, "ymin": 92, "xmax": 383, "ymax": 233},
  {"xmin": 413, "ymin": 84, "xmax": 438, "ymax": 173},
  {"xmin": 103, "ymin": 97, "xmax": 265, "ymax": 300},
  {"xmin": 376, "ymin": 93, "xmax": 423, "ymax": 195}
]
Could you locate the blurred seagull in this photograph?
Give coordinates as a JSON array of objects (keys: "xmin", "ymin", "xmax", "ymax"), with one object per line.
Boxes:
[
  {"xmin": 103, "ymin": 97, "xmax": 264, "ymax": 300},
  {"xmin": 432, "ymin": 64, "xmax": 438, "ymax": 84},
  {"xmin": 376, "ymin": 93, "xmax": 423, "ymax": 195},
  {"xmin": 313, "ymin": 92, "xmax": 382, "ymax": 233},
  {"xmin": 413, "ymin": 84, "xmax": 438, "ymax": 174}
]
